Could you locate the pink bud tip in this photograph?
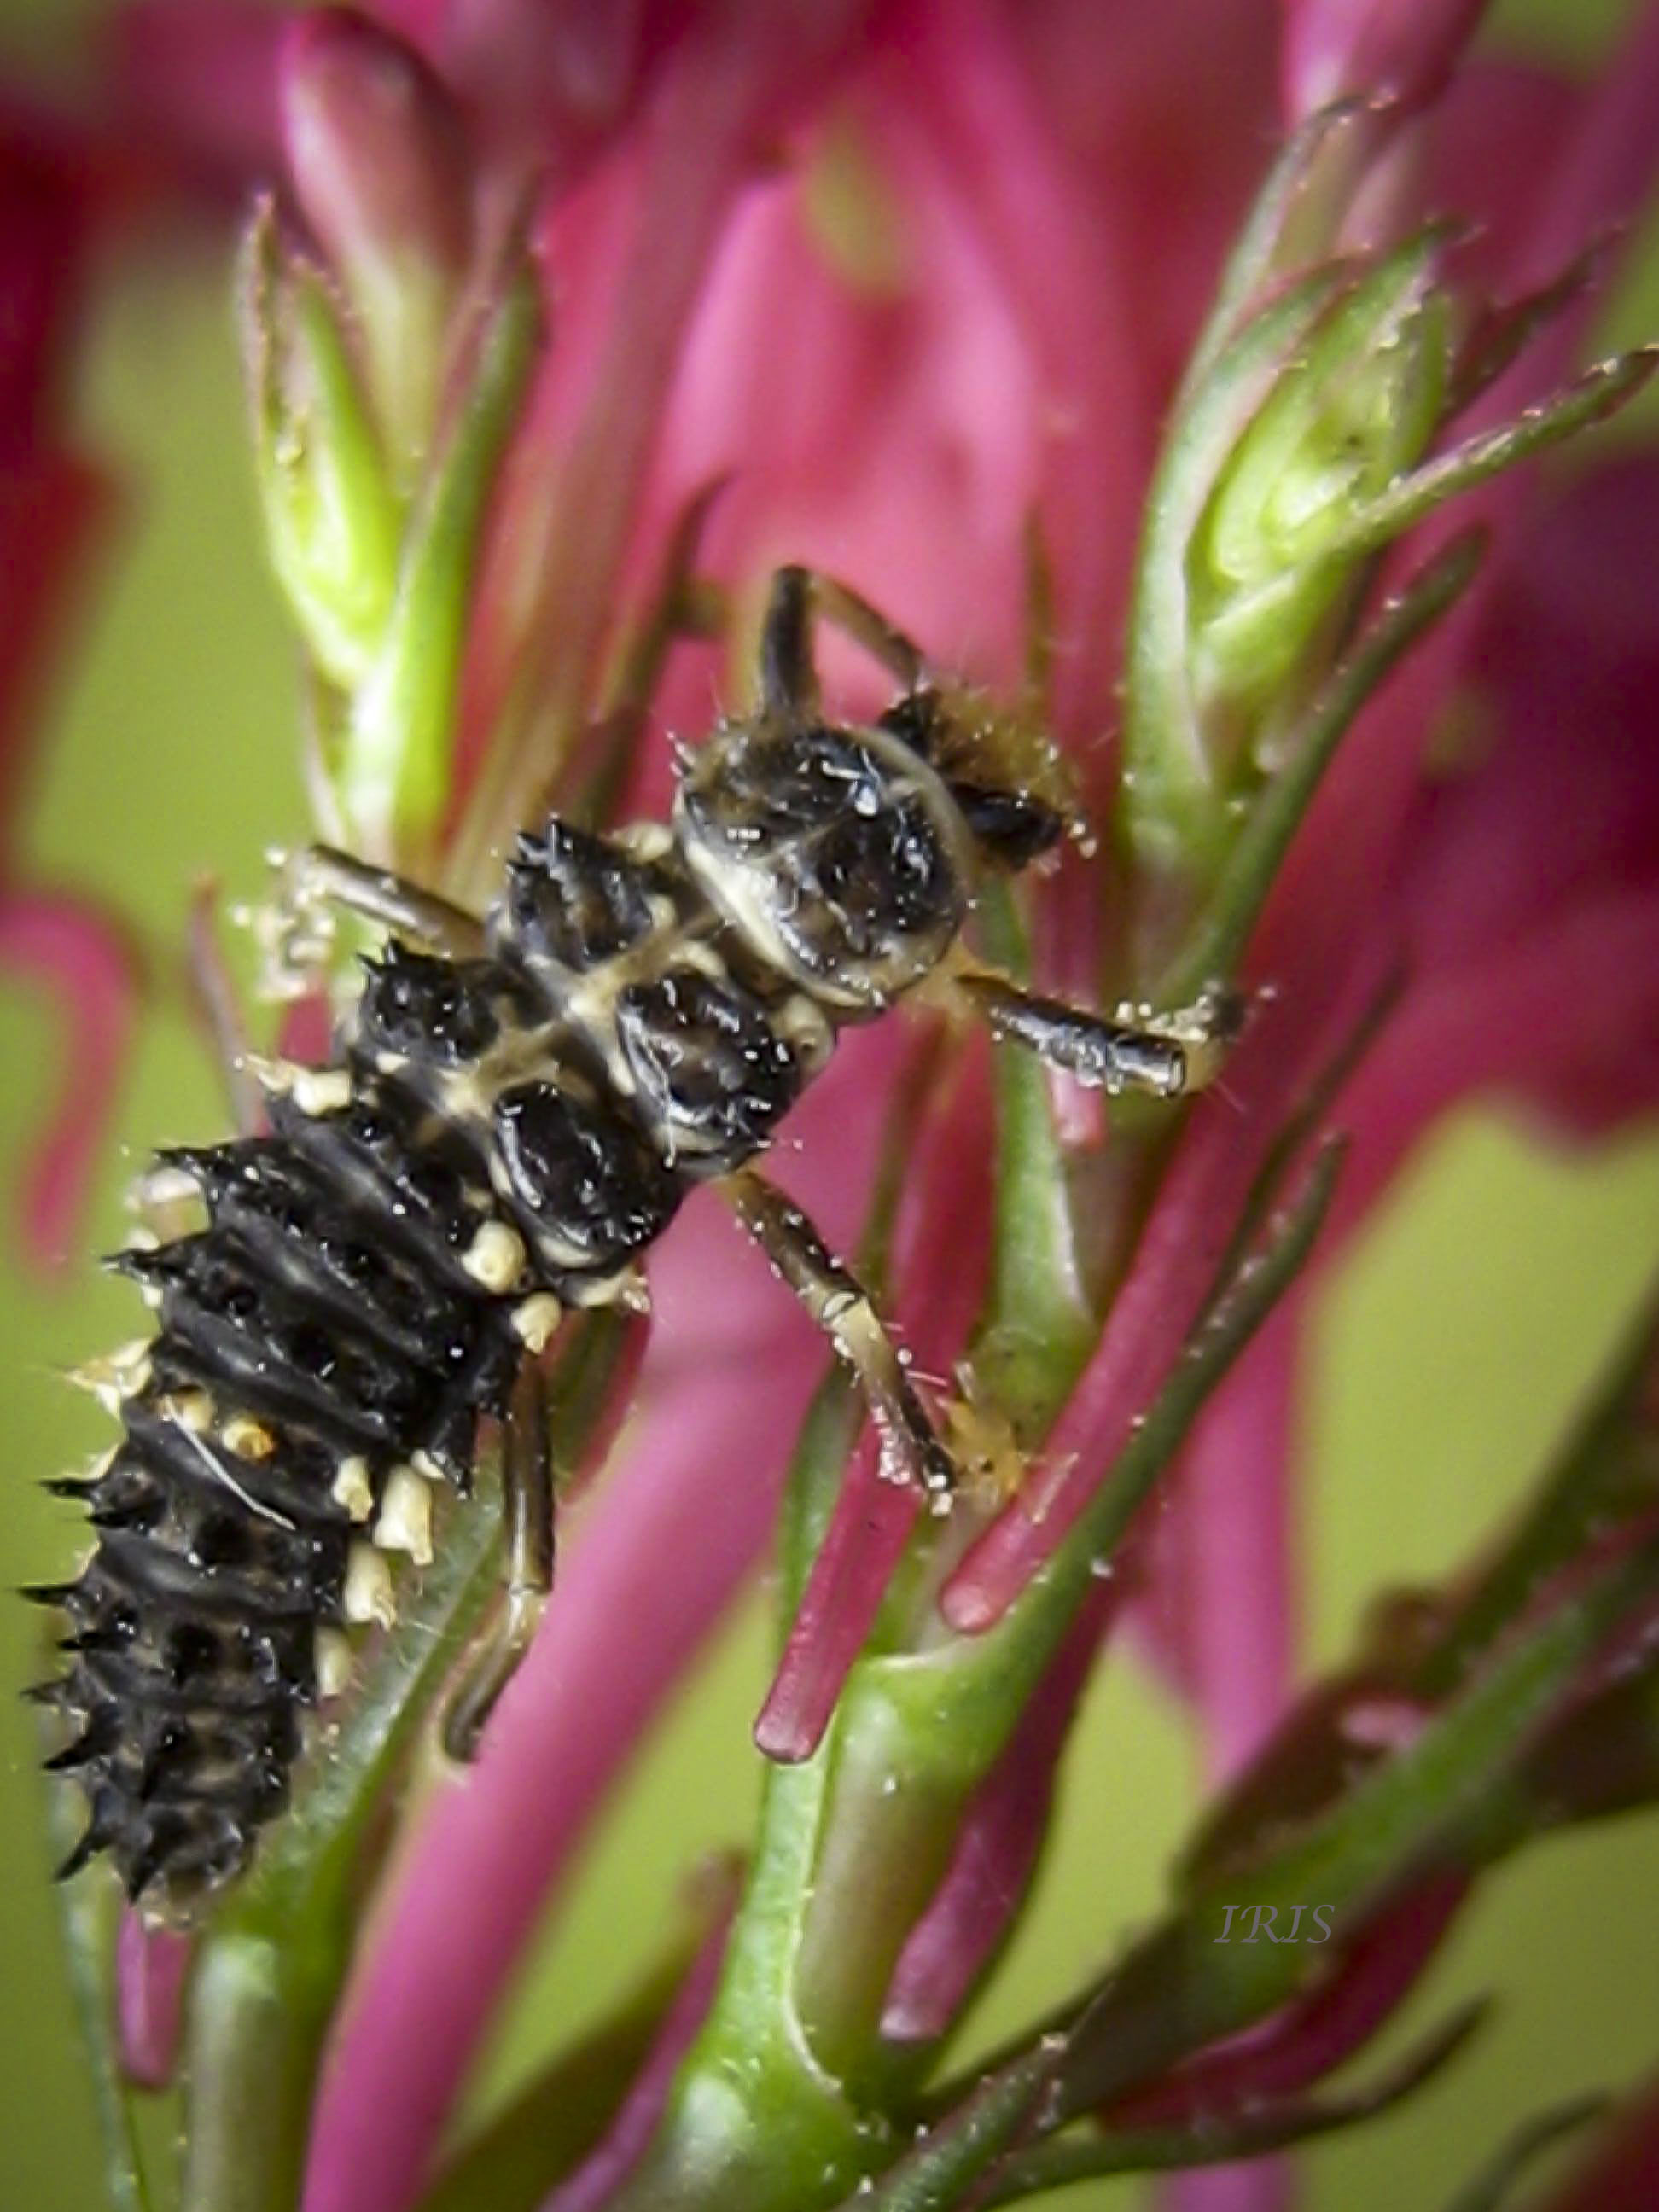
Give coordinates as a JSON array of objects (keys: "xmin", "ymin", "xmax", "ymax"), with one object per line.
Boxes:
[
  {"xmin": 117, "ymin": 1912, "xmax": 193, "ymax": 2090},
  {"xmin": 281, "ymin": 9, "xmax": 472, "ymax": 301},
  {"xmin": 1280, "ymin": 0, "xmax": 1491, "ymax": 121}
]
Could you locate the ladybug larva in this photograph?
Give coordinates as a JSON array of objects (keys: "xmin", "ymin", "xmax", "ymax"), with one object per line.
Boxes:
[{"xmin": 32, "ymin": 567, "xmax": 1235, "ymax": 1917}]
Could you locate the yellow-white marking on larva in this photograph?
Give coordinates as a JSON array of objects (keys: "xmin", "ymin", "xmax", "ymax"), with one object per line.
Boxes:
[
  {"xmin": 243, "ymin": 1053, "xmax": 300, "ymax": 1097},
  {"xmin": 128, "ymin": 1161, "xmax": 201, "ymax": 1214},
  {"xmin": 410, "ymin": 1448, "xmax": 445, "ymax": 1485},
  {"xmin": 174, "ymin": 1412, "xmax": 297, "ymax": 1530},
  {"xmin": 773, "ymin": 992, "xmax": 835, "ymax": 1074},
  {"xmin": 313, "ymin": 1627, "xmax": 353, "ymax": 1701},
  {"xmin": 343, "ymin": 1540, "xmax": 397, "ymax": 1628},
  {"xmin": 67, "ymin": 1340, "xmax": 153, "ymax": 1414},
  {"xmin": 292, "ymin": 1067, "xmax": 353, "ymax": 1116},
  {"xmin": 511, "ymin": 1293, "xmax": 562, "ymax": 1353},
  {"xmin": 463, "ymin": 1219, "xmax": 527, "ymax": 1294},
  {"xmin": 223, "ymin": 1414, "xmax": 276, "ymax": 1461},
  {"xmin": 331, "ymin": 1455, "xmax": 375, "ymax": 1522},
  {"xmin": 620, "ymin": 821, "xmax": 675, "ymax": 864},
  {"xmin": 373, "ymin": 1465, "xmax": 434, "ymax": 1566},
  {"xmin": 156, "ymin": 1387, "xmax": 214, "ymax": 1435}
]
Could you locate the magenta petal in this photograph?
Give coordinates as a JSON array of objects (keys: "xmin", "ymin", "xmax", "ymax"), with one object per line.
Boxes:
[
  {"xmin": 757, "ymin": 1046, "xmax": 992, "ymax": 1761},
  {"xmin": 940, "ymin": 973, "xmax": 1341, "ymax": 1635},
  {"xmin": 1278, "ymin": 0, "xmax": 1490, "ymax": 119},
  {"xmin": 756, "ymin": 1432, "xmax": 920, "ymax": 1763},
  {"xmin": 1137, "ymin": 1306, "xmax": 1301, "ymax": 1783},
  {"xmin": 1333, "ymin": 892, "xmax": 1659, "ymax": 1243},
  {"xmin": 116, "ymin": 1912, "xmax": 192, "ymax": 2091},
  {"xmin": 0, "ymin": 891, "xmax": 137, "ymax": 1272},
  {"xmin": 882, "ymin": 1590, "xmax": 1111, "ymax": 2043},
  {"xmin": 540, "ymin": 1874, "xmax": 736, "ymax": 2212},
  {"xmin": 1110, "ymin": 1874, "xmax": 1467, "ymax": 2127},
  {"xmin": 105, "ymin": 1, "xmax": 285, "ymax": 194}
]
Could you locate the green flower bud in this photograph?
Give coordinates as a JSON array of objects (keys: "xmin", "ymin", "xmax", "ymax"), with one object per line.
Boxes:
[
  {"xmin": 1191, "ymin": 230, "xmax": 1451, "ymax": 730},
  {"xmin": 282, "ymin": 9, "xmax": 474, "ymax": 474},
  {"xmin": 240, "ymin": 204, "xmax": 401, "ymax": 695}
]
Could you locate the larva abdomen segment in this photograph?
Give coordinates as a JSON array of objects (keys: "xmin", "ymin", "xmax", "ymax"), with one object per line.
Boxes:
[{"xmin": 38, "ymin": 1074, "xmax": 533, "ymax": 1917}]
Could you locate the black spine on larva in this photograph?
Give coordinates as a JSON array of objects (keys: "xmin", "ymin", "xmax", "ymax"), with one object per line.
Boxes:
[{"xmin": 39, "ymin": 1074, "xmax": 527, "ymax": 1912}]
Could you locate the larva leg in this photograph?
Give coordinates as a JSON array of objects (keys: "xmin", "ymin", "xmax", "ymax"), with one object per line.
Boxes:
[
  {"xmin": 758, "ymin": 565, "xmax": 930, "ymax": 720},
  {"xmin": 723, "ymin": 1168, "xmax": 956, "ymax": 1504},
  {"xmin": 957, "ymin": 971, "xmax": 1243, "ymax": 1098},
  {"xmin": 280, "ymin": 843, "xmax": 487, "ymax": 958},
  {"xmin": 441, "ymin": 1357, "xmax": 557, "ymax": 1761}
]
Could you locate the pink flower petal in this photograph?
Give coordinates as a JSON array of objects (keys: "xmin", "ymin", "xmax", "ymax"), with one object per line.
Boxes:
[
  {"xmin": 104, "ymin": 2, "xmax": 285, "ymax": 196},
  {"xmin": 881, "ymin": 1587, "xmax": 1113, "ymax": 2043},
  {"xmin": 540, "ymin": 1866, "xmax": 737, "ymax": 2212},
  {"xmin": 1137, "ymin": 1306, "xmax": 1301, "ymax": 1784},
  {"xmin": 0, "ymin": 891, "xmax": 138, "ymax": 1272},
  {"xmin": 117, "ymin": 1912, "xmax": 193, "ymax": 2091},
  {"xmin": 1279, "ymin": 0, "xmax": 1491, "ymax": 119},
  {"xmin": 757, "ymin": 1043, "xmax": 992, "ymax": 1761}
]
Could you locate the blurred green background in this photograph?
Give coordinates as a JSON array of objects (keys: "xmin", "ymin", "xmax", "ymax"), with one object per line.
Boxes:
[{"xmin": 2, "ymin": 3, "xmax": 1657, "ymax": 2207}]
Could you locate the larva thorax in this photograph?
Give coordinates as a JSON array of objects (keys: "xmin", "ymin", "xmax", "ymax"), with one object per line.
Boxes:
[{"xmin": 36, "ymin": 740, "xmax": 963, "ymax": 1913}]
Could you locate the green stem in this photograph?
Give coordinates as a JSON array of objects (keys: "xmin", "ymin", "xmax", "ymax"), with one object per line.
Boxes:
[
  {"xmin": 179, "ymin": 1318, "xmax": 629, "ymax": 2212},
  {"xmin": 52, "ymin": 1820, "xmax": 156, "ymax": 2212}
]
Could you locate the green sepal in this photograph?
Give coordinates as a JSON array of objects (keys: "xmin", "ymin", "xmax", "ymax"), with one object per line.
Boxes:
[
  {"xmin": 1207, "ymin": 346, "xmax": 1657, "ymax": 662},
  {"xmin": 1160, "ymin": 527, "xmax": 1485, "ymax": 1010},
  {"xmin": 1190, "ymin": 225, "xmax": 1453, "ymax": 724},
  {"xmin": 240, "ymin": 204, "xmax": 402, "ymax": 696},
  {"xmin": 338, "ymin": 264, "xmax": 543, "ymax": 860},
  {"xmin": 1121, "ymin": 264, "xmax": 1348, "ymax": 877}
]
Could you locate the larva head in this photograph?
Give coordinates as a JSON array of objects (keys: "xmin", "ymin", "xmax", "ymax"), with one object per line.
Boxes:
[{"xmin": 674, "ymin": 714, "xmax": 974, "ymax": 1014}]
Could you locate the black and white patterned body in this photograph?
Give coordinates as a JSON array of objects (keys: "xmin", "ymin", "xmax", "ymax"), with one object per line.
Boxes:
[
  {"xmin": 38, "ymin": 692, "xmax": 988, "ymax": 1912},
  {"xmin": 39, "ymin": 565, "xmax": 1234, "ymax": 1916}
]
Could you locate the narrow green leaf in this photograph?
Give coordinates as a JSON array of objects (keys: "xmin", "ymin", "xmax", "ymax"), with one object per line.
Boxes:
[
  {"xmin": 1438, "ymin": 2097, "xmax": 1610, "ymax": 2212},
  {"xmin": 1049, "ymin": 1521, "xmax": 1659, "ymax": 2125},
  {"xmin": 974, "ymin": 2000, "xmax": 1485, "ymax": 2208},
  {"xmin": 834, "ymin": 2047, "xmax": 1054, "ymax": 2212}
]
